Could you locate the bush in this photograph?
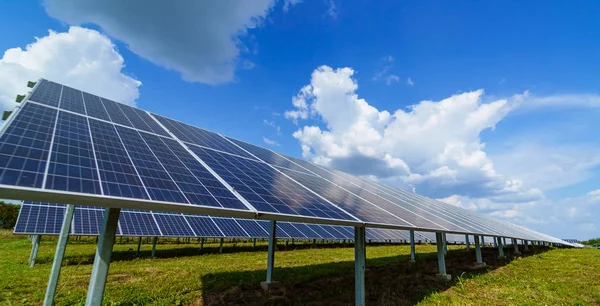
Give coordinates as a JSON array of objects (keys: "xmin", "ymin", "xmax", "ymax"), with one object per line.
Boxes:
[{"xmin": 0, "ymin": 202, "xmax": 20, "ymax": 229}]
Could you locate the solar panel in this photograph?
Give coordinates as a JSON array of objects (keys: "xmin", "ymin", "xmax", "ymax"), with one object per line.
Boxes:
[
  {"xmin": 0, "ymin": 79, "xmax": 569, "ymax": 246},
  {"xmin": 73, "ymin": 207, "xmax": 106, "ymax": 235},
  {"xmin": 14, "ymin": 203, "xmax": 64, "ymax": 234},
  {"xmin": 185, "ymin": 216, "xmax": 224, "ymax": 237}
]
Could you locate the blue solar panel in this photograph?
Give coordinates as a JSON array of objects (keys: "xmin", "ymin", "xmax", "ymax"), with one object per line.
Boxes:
[
  {"xmin": 334, "ymin": 226, "xmax": 355, "ymax": 238},
  {"xmin": 212, "ymin": 217, "xmax": 249, "ymax": 237},
  {"xmin": 305, "ymin": 224, "xmax": 335, "ymax": 239},
  {"xmin": 73, "ymin": 207, "xmax": 105, "ymax": 235},
  {"xmin": 119, "ymin": 211, "xmax": 161, "ymax": 236},
  {"xmin": 154, "ymin": 213, "xmax": 195, "ymax": 236},
  {"xmin": 88, "ymin": 119, "xmax": 149, "ymax": 199},
  {"xmin": 116, "ymin": 104, "xmax": 170, "ymax": 137},
  {"xmin": 115, "ymin": 126, "xmax": 188, "ymax": 203},
  {"xmin": 185, "ymin": 216, "xmax": 224, "ymax": 237},
  {"xmin": 14, "ymin": 203, "xmax": 64, "ymax": 234},
  {"xmin": 82, "ymin": 92, "xmax": 111, "ymax": 122},
  {"xmin": 27, "ymin": 80, "xmax": 61, "ymax": 107},
  {"xmin": 290, "ymin": 223, "xmax": 322, "ymax": 239},
  {"xmin": 234, "ymin": 219, "xmax": 268, "ymax": 238},
  {"xmin": 189, "ymin": 146, "xmax": 355, "ymax": 221},
  {"xmin": 320, "ymin": 225, "xmax": 347, "ymax": 239},
  {"xmin": 278, "ymin": 222, "xmax": 306, "ymax": 239},
  {"xmin": 59, "ymin": 86, "xmax": 85, "ymax": 115},
  {"xmin": 0, "ymin": 103, "xmax": 56, "ymax": 188},
  {"xmin": 45, "ymin": 111, "xmax": 101, "ymax": 194},
  {"xmin": 100, "ymin": 98, "xmax": 133, "ymax": 127},
  {"xmin": 152, "ymin": 114, "xmax": 256, "ymax": 159}
]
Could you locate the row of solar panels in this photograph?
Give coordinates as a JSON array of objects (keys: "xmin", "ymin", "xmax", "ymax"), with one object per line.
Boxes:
[
  {"xmin": 15, "ymin": 202, "xmax": 495, "ymax": 245},
  {"xmin": 0, "ymin": 80, "xmax": 567, "ymax": 245}
]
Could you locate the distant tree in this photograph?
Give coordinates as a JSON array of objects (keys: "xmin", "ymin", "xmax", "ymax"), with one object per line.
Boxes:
[
  {"xmin": 0, "ymin": 202, "xmax": 20, "ymax": 229},
  {"xmin": 581, "ymin": 238, "xmax": 600, "ymax": 246}
]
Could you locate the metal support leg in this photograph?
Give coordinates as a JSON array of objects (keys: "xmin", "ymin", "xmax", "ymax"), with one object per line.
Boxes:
[
  {"xmin": 493, "ymin": 237, "xmax": 497, "ymax": 247},
  {"xmin": 29, "ymin": 235, "xmax": 41, "ymax": 268},
  {"xmin": 442, "ymin": 233, "xmax": 447, "ymax": 255},
  {"xmin": 151, "ymin": 237, "xmax": 157, "ymax": 258},
  {"xmin": 436, "ymin": 232, "xmax": 450, "ymax": 280},
  {"xmin": 253, "ymin": 238, "xmax": 256, "ymax": 248},
  {"xmin": 465, "ymin": 235, "xmax": 470, "ymax": 249},
  {"xmin": 136, "ymin": 237, "xmax": 142, "ymax": 256},
  {"xmin": 261, "ymin": 220, "xmax": 279, "ymax": 290},
  {"xmin": 473, "ymin": 235, "xmax": 486, "ymax": 268},
  {"xmin": 354, "ymin": 226, "xmax": 366, "ymax": 306},
  {"xmin": 481, "ymin": 236, "xmax": 485, "ymax": 245},
  {"xmin": 85, "ymin": 208, "xmax": 121, "ymax": 306},
  {"xmin": 43, "ymin": 205, "xmax": 75, "ymax": 306},
  {"xmin": 524, "ymin": 240, "xmax": 529, "ymax": 251},
  {"xmin": 200, "ymin": 237, "xmax": 205, "ymax": 251},
  {"xmin": 219, "ymin": 238, "xmax": 224, "ymax": 253},
  {"xmin": 503, "ymin": 237, "xmax": 507, "ymax": 246},
  {"xmin": 513, "ymin": 238, "xmax": 520, "ymax": 255},
  {"xmin": 409, "ymin": 230, "xmax": 416, "ymax": 263},
  {"xmin": 497, "ymin": 237, "xmax": 505, "ymax": 259}
]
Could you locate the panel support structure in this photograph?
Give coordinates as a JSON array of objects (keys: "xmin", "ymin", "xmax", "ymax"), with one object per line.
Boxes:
[
  {"xmin": 136, "ymin": 237, "xmax": 142, "ymax": 255},
  {"xmin": 512, "ymin": 238, "xmax": 521, "ymax": 255},
  {"xmin": 524, "ymin": 240, "xmax": 529, "ymax": 251},
  {"xmin": 473, "ymin": 235, "xmax": 486, "ymax": 268},
  {"xmin": 442, "ymin": 233, "xmax": 447, "ymax": 255},
  {"xmin": 151, "ymin": 237, "xmax": 157, "ymax": 258},
  {"xmin": 85, "ymin": 208, "xmax": 121, "ymax": 306},
  {"xmin": 219, "ymin": 238, "xmax": 224, "ymax": 253},
  {"xmin": 354, "ymin": 226, "xmax": 366, "ymax": 306},
  {"xmin": 409, "ymin": 230, "xmax": 416, "ymax": 263},
  {"xmin": 261, "ymin": 220, "xmax": 279, "ymax": 290},
  {"xmin": 465, "ymin": 235, "xmax": 470, "ymax": 249},
  {"xmin": 497, "ymin": 237, "xmax": 505, "ymax": 259},
  {"xmin": 199, "ymin": 237, "xmax": 205, "ymax": 251},
  {"xmin": 29, "ymin": 234, "xmax": 41, "ymax": 268},
  {"xmin": 435, "ymin": 232, "xmax": 451, "ymax": 280},
  {"xmin": 481, "ymin": 236, "xmax": 485, "ymax": 245},
  {"xmin": 44, "ymin": 204, "xmax": 75, "ymax": 306}
]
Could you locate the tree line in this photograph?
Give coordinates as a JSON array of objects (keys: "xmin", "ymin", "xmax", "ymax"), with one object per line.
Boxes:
[{"xmin": 0, "ymin": 202, "xmax": 20, "ymax": 229}]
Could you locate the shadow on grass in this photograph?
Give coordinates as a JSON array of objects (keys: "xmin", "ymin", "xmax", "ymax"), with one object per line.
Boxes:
[{"xmin": 199, "ymin": 246, "xmax": 551, "ymax": 306}]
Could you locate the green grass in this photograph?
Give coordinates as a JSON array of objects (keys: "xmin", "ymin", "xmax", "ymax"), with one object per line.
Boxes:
[{"xmin": 0, "ymin": 230, "xmax": 598, "ymax": 305}]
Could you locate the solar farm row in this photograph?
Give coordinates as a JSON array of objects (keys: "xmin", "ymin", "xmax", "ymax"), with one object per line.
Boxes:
[
  {"xmin": 0, "ymin": 79, "xmax": 567, "ymax": 245},
  {"xmin": 15, "ymin": 202, "xmax": 492, "ymax": 245}
]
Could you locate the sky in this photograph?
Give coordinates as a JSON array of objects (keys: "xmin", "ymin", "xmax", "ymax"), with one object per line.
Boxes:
[{"xmin": 0, "ymin": 0, "xmax": 598, "ymax": 240}]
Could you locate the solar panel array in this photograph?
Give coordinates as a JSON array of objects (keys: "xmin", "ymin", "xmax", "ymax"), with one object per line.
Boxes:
[
  {"xmin": 1, "ymin": 79, "xmax": 567, "ymax": 245},
  {"xmin": 15, "ymin": 202, "xmax": 434, "ymax": 242}
]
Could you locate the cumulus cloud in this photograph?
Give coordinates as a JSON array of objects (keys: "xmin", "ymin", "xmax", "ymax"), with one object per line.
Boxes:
[
  {"xmin": 285, "ymin": 65, "xmax": 540, "ymax": 209},
  {"xmin": 263, "ymin": 119, "xmax": 282, "ymax": 135},
  {"xmin": 407, "ymin": 77, "xmax": 414, "ymax": 86},
  {"xmin": 0, "ymin": 26, "xmax": 140, "ymax": 112},
  {"xmin": 44, "ymin": 0, "xmax": 276, "ymax": 84}
]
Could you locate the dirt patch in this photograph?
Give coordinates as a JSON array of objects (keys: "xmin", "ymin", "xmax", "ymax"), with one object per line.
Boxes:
[{"xmin": 201, "ymin": 246, "xmax": 548, "ymax": 305}]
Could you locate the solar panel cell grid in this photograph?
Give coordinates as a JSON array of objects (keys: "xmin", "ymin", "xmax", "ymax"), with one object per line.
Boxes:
[
  {"xmin": 100, "ymin": 98, "xmax": 133, "ymax": 127},
  {"xmin": 14, "ymin": 204, "xmax": 64, "ymax": 234},
  {"xmin": 185, "ymin": 216, "xmax": 224, "ymax": 237},
  {"xmin": 0, "ymin": 103, "xmax": 56, "ymax": 188},
  {"xmin": 73, "ymin": 208, "xmax": 106, "ymax": 235},
  {"xmin": 45, "ymin": 111, "xmax": 101, "ymax": 194},
  {"xmin": 82, "ymin": 92, "xmax": 111, "ymax": 121},
  {"xmin": 119, "ymin": 211, "xmax": 161, "ymax": 236},
  {"xmin": 59, "ymin": 86, "xmax": 86, "ymax": 115},
  {"xmin": 211, "ymin": 217, "xmax": 249, "ymax": 237},
  {"xmin": 27, "ymin": 80, "xmax": 61, "ymax": 107},
  {"xmin": 154, "ymin": 214, "xmax": 195, "ymax": 236}
]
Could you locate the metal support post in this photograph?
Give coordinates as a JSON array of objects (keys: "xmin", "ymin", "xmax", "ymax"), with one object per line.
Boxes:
[
  {"xmin": 513, "ymin": 238, "xmax": 520, "ymax": 255},
  {"xmin": 473, "ymin": 235, "xmax": 485, "ymax": 268},
  {"xmin": 481, "ymin": 236, "xmax": 485, "ymax": 245},
  {"xmin": 436, "ymin": 232, "xmax": 450, "ymax": 280},
  {"xmin": 253, "ymin": 238, "xmax": 256, "ymax": 248},
  {"xmin": 524, "ymin": 240, "xmax": 529, "ymax": 251},
  {"xmin": 442, "ymin": 233, "xmax": 447, "ymax": 255},
  {"xmin": 465, "ymin": 235, "xmax": 470, "ymax": 249},
  {"xmin": 199, "ymin": 237, "xmax": 205, "ymax": 251},
  {"xmin": 409, "ymin": 230, "xmax": 416, "ymax": 263},
  {"xmin": 497, "ymin": 237, "xmax": 505, "ymax": 259},
  {"xmin": 493, "ymin": 237, "xmax": 497, "ymax": 247},
  {"xmin": 261, "ymin": 220, "xmax": 279, "ymax": 290},
  {"xmin": 85, "ymin": 208, "xmax": 121, "ymax": 306},
  {"xmin": 43, "ymin": 204, "xmax": 75, "ymax": 306},
  {"xmin": 29, "ymin": 235, "xmax": 41, "ymax": 268},
  {"xmin": 136, "ymin": 237, "xmax": 142, "ymax": 255},
  {"xmin": 354, "ymin": 226, "xmax": 366, "ymax": 306},
  {"xmin": 151, "ymin": 237, "xmax": 157, "ymax": 258},
  {"xmin": 219, "ymin": 238, "xmax": 224, "ymax": 253}
]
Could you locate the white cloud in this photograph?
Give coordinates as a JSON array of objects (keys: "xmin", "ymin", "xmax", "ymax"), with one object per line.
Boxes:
[
  {"xmin": 263, "ymin": 137, "xmax": 280, "ymax": 146},
  {"xmin": 285, "ymin": 65, "xmax": 541, "ymax": 208},
  {"xmin": 0, "ymin": 26, "xmax": 140, "ymax": 112},
  {"xmin": 407, "ymin": 77, "xmax": 414, "ymax": 87},
  {"xmin": 263, "ymin": 119, "xmax": 282, "ymax": 135},
  {"xmin": 326, "ymin": 0, "xmax": 337, "ymax": 18},
  {"xmin": 382, "ymin": 55, "xmax": 394, "ymax": 62},
  {"xmin": 44, "ymin": 0, "xmax": 277, "ymax": 84},
  {"xmin": 385, "ymin": 75, "xmax": 400, "ymax": 85},
  {"xmin": 283, "ymin": 0, "xmax": 302, "ymax": 11}
]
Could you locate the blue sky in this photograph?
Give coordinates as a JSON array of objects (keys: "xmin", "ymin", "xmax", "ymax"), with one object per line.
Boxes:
[{"xmin": 0, "ymin": 0, "xmax": 598, "ymax": 239}]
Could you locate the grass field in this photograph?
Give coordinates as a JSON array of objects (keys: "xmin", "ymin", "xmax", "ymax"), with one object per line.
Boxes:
[{"xmin": 1, "ymin": 230, "xmax": 599, "ymax": 305}]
